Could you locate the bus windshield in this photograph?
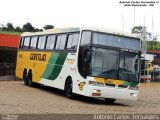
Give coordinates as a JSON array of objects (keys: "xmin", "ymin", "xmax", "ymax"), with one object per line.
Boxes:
[
  {"xmin": 92, "ymin": 32, "xmax": 140, "ymax": 51},
  {"xmin": 89, "ymin": 47, "xmax": 140, "ymax": 82}
]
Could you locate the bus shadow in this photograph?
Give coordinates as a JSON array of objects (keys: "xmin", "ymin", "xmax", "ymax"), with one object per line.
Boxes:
[
  {"xmin": 76, "ymin": 96, "xmax": 129, "ymax": 107},
  {"xmin": 21, "ymin": 83, "xmax": 129, "ymax": 107},
  {"xmin": 35, "ymin": 84, "xmax": 66, "ymax": 97}
]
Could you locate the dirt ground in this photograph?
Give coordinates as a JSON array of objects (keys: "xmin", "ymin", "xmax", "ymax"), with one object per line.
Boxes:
[{"xmin": 0, "ymin": 80, "xmax": 160, "ymax": 114}]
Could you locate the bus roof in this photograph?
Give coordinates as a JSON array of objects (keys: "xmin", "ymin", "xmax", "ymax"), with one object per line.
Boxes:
[
  {"xmin": 21, "ymin": 28, "xmax": 80, "ymax": 36},
  {"xmin": 21, "ymin": 27, "xmax": 140, "ymax": 39}
]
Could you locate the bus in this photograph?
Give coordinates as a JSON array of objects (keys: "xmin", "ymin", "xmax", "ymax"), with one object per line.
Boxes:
[
  {"xmin": 140, "ymin": 61, "xmax": 153, "ymax": 82},
  {"xmin": 16, "ymin": 27, "xmax": 141, "ymax": 103}
]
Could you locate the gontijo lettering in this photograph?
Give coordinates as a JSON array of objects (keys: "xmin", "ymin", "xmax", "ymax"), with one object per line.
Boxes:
[{"xmin": 30, "ymin": 53, "xmax": 46, "ymax": 61}]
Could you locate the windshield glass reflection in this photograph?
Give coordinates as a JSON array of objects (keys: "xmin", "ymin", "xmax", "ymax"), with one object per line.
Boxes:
[{"xmin": 89, "ymin": 47, "xmax": 140, "ymax": 81}]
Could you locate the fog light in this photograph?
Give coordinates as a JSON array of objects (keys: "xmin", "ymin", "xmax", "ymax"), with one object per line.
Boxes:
[{"xmin": 130, "ymin": 93, "xmax": 137, "ymax": 97}]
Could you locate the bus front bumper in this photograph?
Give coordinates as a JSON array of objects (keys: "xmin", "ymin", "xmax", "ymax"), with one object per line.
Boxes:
[{"xmin": 85, "ymin": 85, "xmax": 139, "ymax": 100}]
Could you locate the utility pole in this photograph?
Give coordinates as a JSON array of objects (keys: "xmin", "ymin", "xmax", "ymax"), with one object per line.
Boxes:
[
  {"xmin": 122, "ymin": 14, "xmax": 124, "ymax": 32},
  {"xmin": 152, "ymin": 15, "xmax": 155, "ymax": 50},
  {"xmin": 133, "ymin": 6, "xmax": 135, "ymax": 26},
  {"xmin": 143, "ymin": 15, "xmax": 146, "ymax": 53}
]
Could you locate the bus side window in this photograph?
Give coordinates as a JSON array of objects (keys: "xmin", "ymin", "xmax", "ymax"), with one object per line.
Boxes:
[
  {"xmin": 55, "ymin": 34, "xmax": 67, "ymax": 50},
  {"xmin": 46, "ymin": 35, "xmax": 56, "ymax": 50},
  {"xmin": 80, "ymin": 31, "xmax": 91, "ymax": 45},
  {"xmin": 37, "ymin": 36, "xmax": 46, "ymax": 50},
  {"xmin": 66, "ymin": 33, "xmax": 79, "ymax": 50},
  {"xmin": 19, "ymin": 37, "xmax": 24, "ymax": 49},
  {"xmin": 30, "ymin": 36, "xmax": 38, "ymax": 49},
  {"xmin": 23, "ymin": 37, "xmax": 30, "ymax": 49}
]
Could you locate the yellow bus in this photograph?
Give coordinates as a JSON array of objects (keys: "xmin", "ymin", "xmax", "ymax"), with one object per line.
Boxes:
[{"xmin": 16, "ymin": 27, "xmax": 141, "ymax": 103}]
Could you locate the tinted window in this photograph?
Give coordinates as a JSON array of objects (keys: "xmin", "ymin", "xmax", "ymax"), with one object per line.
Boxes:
[
  {"xmin": 46, "ymin": 35, "xmax": 56, "ymax": 50},
  {"xmin": 55, "ymin": 34, "xmax": 67, "ymax": 50},
  {"xmin": 30, "ymin": 36, "xmax": 38, "ymax": 49},
  {"xmin": 23, "ymin": 37, "xmax": 30, "ymax": 49},
  {"xmin": 92, "ymin": 32, "xmax": 140, "ymax": 51},
  {"xmin": 37, "ymin": 36, "xmax": 46, "ymax": 49},
  {"xmin": 80, "ymin": 31, "xmax": 91, "ymax": 45},
  {"xmin": 67, "ymin": 33, "xmax": 79, "ymax": 50},
  {"xmin": 19, "ymin": 37, "xmax": 24, "ymax": 48}
]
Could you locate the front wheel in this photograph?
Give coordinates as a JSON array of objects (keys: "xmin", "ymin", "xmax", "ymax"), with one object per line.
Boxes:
[
  {"xmin": 65, "ymin": 79, "xmax": 75, "ymax": 99},
  {"xmin": 104, "ymin": 98, "xmax": 116, "ymax": 104}
]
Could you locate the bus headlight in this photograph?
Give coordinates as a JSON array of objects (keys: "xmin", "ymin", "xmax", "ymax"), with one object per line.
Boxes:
[
  {"xmin": 130, "ymin": 93, "xmax": 137, "ymax": 97},
  {"xmin": 88, "ymin": 81, "xmax": 105, "ymax": 87},
  {"xmin": 129, "ymin": 86, "xmax": 139, "ymax": 91}
]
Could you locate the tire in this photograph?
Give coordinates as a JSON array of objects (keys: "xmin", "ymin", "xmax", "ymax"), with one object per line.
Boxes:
[
  {"xmin": 27, "ymin": 71, "xmax": 34, "ymax": 87},
  {"xmin": 23, "ymin": 71, "xmax": 28, "ymax": 86},
  {"xmin": 104, "ymin": 98, "xmax": 116, "ymax": 104},
  {"xmin": 65, "ymin": 79, "xmax": 75, "ymax": 99}
]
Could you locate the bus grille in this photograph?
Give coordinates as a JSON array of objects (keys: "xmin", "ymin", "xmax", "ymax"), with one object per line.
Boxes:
[
  {"xmin": 105, "ymin": 83, "xmax": 128, "ymax": 88},
  {"xmin": 118, "ymin": 85, "xmax": 128, "ymax": 88},
  {"xmin": 105, "ymin": 83, "xmax": 115, "ymax": 87}
]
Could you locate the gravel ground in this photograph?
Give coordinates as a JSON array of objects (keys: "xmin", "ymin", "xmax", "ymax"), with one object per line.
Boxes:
[{"xmin": 0, "ymin": 81, "xmax": 160, "ymax": 114}]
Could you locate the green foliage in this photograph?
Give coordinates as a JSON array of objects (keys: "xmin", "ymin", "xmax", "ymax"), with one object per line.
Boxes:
[
  {"xmin": 6, "ymin": 22, "xmax": 14, "ymax": 31},
  {"xmin": 0, "ymin": 22, "xmax": 46, "ymax": 33},
  {"xmin": 147, "ymin": 41, "xmax": 160, "ymax": 51},
  {"xmin": 15, "ymin": 26, "xmax": 23, "ymax": 32},
  {"xmin": 131, "ymin": 26, "xmax": 143, "ymax": 35},
  {"xmin": 43, "ymin": 25, "xmax": 54, "ymax": 30},
  {"xmin": 34, "ymin": 28, "xmax": 43, "ymax": 32},
  {"xmin": 22, "ymin": 22, "xmax": 35, "ymax": 32},
  {"xmin": 1, "ymin": 27, "xmax": 7, "ymax": 31}
]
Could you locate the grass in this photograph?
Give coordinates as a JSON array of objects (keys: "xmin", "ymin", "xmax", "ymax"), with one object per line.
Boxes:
[{"xmin": 0, "ymin": 30, "xmax": 21, "ymax": 35}]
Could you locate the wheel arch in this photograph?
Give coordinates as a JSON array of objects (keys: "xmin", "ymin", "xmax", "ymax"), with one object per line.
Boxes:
[
  {"xmin": 23, "ymin": 68, "xmax": 27, "ymax": 78},
  {"xmin": 64, "ymin": 76, "xmax": 72, "ymax": 90}
]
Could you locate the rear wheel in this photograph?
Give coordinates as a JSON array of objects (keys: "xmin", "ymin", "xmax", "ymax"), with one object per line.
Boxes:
[
  {"xmin": 23, "ymin": 70, "xmax": 28, "ymax": 86},
  {"xmin": 27, "ymin": 71, "xmax": 34, "ymax": 87},
  {"xmin": 104, "ymin": 98, "xmax": 116, "ymax": 104},
  {"xmin": 65, "ymin": 79, "xmax": 75, "ymax": 99}
]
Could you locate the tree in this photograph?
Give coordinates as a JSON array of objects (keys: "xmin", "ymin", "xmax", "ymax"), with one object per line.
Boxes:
[
  {"xmin": 34, "ymin": 28, "xmax": 43, "ymax": 32},
  {"xmin": 22, "ymin": 22, "xmax": 35, "ymax": 32},
  {"xmin": 15, "ymin": 26, "xmax": 23, "ymax": 32},
  {"xmin": 43, "ymin": 25, "xmax": 54, "ymax": 30},
  {"xmin": 131, "ymin": 26, "xmax": 144, "ymax": 35},
  {"xmin": 132, "ymin": 26, "xmax": 159, "ymax": 51},
  {"xmin": 2, "ymin": 27, "xmax": 7, "ymax": 31},
  {"xmin": 6, "ymin": 22, "xmax": 14, "ymax": 31}
]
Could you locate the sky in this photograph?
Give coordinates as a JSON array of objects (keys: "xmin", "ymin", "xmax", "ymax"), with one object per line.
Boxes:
[{"xmin": 0, "ymin": 0, "xmax": 160, "ymax": 35}]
